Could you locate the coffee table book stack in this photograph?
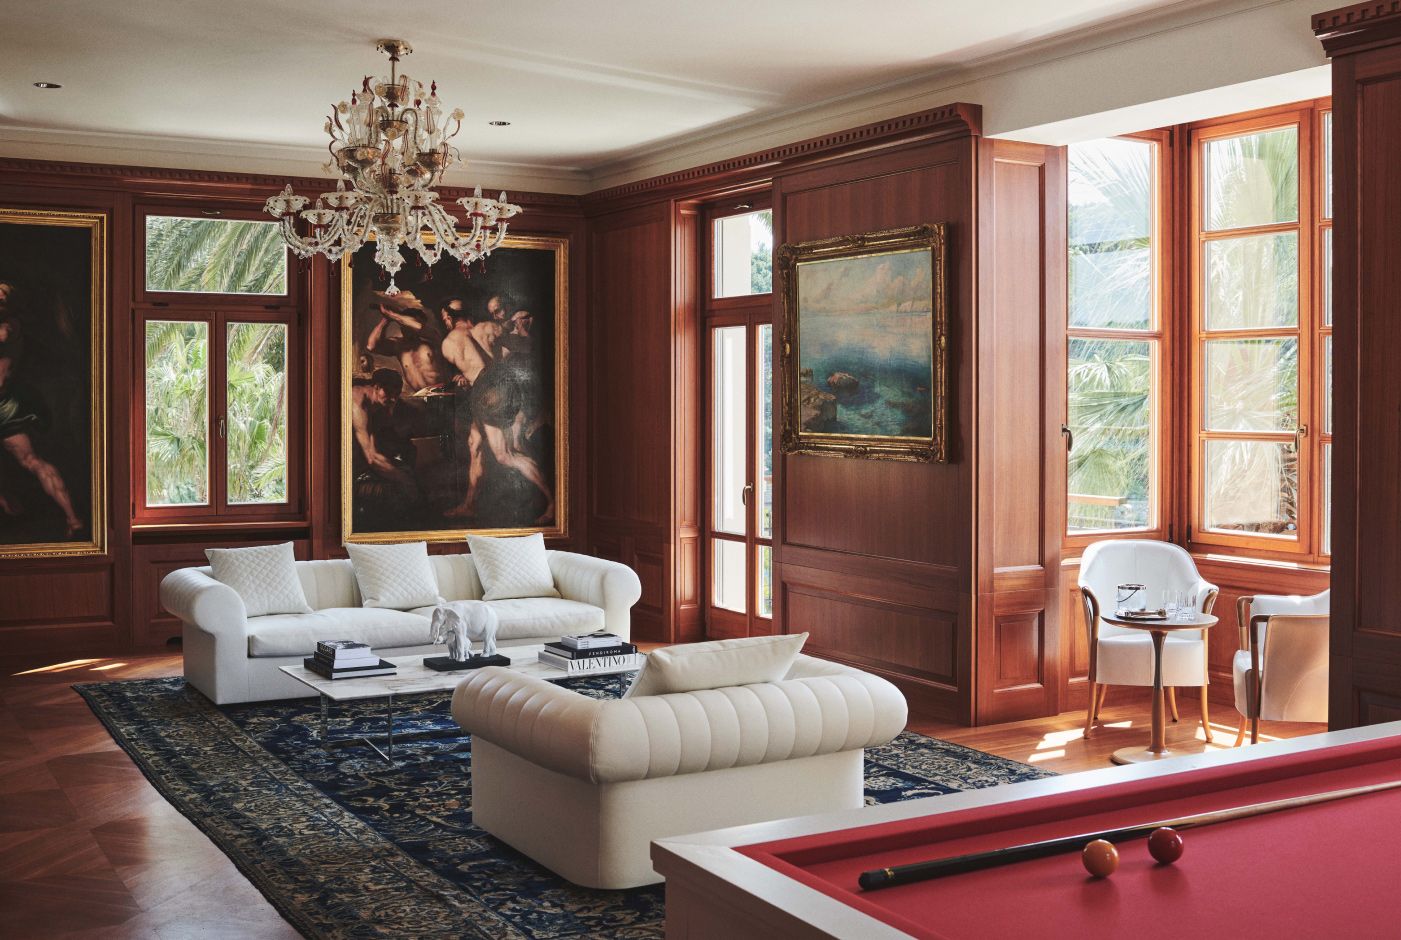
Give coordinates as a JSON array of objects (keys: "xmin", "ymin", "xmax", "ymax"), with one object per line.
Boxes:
[
  {"xmin": 304, "ymin": 641, "xmax": 397, "ymax": 679},
  {"xmin": 537, "ymin": 632, "xmax": 640, "ymax": 676}
]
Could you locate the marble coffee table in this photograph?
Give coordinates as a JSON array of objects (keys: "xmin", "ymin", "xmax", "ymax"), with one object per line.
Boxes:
[{"xmin": 279, "ymin": 643, "xmax": 643, "ymax": 763}]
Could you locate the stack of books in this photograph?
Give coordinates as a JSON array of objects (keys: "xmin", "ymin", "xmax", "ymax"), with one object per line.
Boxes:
[
  {"xmin": 538, "ymin": 631, "xmax": 640, "ymax": 675},
  {"xmin": 304, "ymin": 640, "xmax": 397, "ymax": 679}
]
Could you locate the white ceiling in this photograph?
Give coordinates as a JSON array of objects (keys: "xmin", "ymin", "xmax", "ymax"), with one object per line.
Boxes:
[{"xmin": 0, "ymin": 0, "xmax": 1208, "ymax": 188}]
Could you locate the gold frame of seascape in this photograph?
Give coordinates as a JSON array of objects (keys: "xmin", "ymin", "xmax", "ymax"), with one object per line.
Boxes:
[
  {"xmin": 0, "ymin": 208, "xmax": 107, "ymax": 558},
  {"xmin": 779, "ymin": 223, "xmax": 947, "ymax": 463},
  {"xmin": 340, "ymin": 233, "xmax": 569, "ymax": 543}
]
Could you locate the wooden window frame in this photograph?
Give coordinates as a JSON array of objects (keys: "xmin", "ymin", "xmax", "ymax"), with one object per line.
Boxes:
[
  {"xmin": 1064, "ymin": 129, "xmax": 1175, "ymax": 552},
  {"xmin": 700, "ymin": 196, "xmax": 774, "ymax": 638},
  {"xmin": 132, "ymin": 199, "xmax": 305, "ymax": 527},
  {"xmin": 1185, "ymin": 102, "xmax": 1330, "ymax": 563}
]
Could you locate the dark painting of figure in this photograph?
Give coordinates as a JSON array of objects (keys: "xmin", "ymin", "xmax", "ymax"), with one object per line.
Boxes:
[
  {"xmin": 0, "ymin": 211, "xmax": 104, "ymax": 556},
  {"xmin": 342, "ymin": 236, "xmax": 565, "ymax": 541}
]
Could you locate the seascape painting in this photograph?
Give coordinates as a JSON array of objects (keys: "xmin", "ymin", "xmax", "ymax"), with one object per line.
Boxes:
[
  {"xmin": 342, "ymin": 235, "xmax": 567, "ymax": 542},
  {"xmin": 796, "ymin": 249, "xmax": 934, "ymax": 439},
  {"xmin": 0, "ymin": 209, "xmax": 106, "ymax": 557},
  {"xmin": 780, "ymin": 224, "xmax": 947, "ymax": 462}
]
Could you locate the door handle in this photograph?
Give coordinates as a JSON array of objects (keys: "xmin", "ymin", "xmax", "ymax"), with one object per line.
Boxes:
[
  {"xmin": 217, "ymin": 417, "xmax": 227, "ymax": 439},
  {"xmin": 1061, "ymin": 424, "xmax": 1073, "ymax": 452},
  {"xmin": 1295, "ymin": 424, "xmax": 1308, "ymax": 450},
  {"xmin": 741, "ymin": 483, "xmax": 754, "ymax": 507}
]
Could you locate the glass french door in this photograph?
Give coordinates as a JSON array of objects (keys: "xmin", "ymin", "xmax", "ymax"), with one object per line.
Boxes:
[
  {"xmin": 703, "ymin": 205, "xmax": 774, "ymax": 638},
  {"xmin": 706, "ymin": 320, "xmax": 773, "ymax": 636}
]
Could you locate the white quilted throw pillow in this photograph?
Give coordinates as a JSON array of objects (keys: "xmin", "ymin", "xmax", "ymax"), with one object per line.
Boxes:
[
  {"xmin": 345, "ymin": 541, "xmax": 443, "ymax": 610},
  {"xmin": 205, "ymin": 542, "xmax": 312, "ymax": 618},
  {"xmin": 466, "ymin": 533, "xmax": 560, "ymax": 601}
]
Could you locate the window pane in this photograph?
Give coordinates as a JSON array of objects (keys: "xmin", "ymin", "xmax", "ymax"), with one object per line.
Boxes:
[
  {"xmin": 1203, "ymin": 232, "xmax": 1298, "ymax": 329},
  {"xmin": 713, "ymin": 210, "xmax": 773, "ymax": 297},
  {"xmin": 1068, "ymin": 138, "xmax": 1153, "ymax": 330},
  {"xmin": 1323, "ymin": 441, "xmax": 1332, "ymax": 554},
  {"xmin": 712, "ymin": 326, "xmax": 747, "ymax": 534},
  {"xmin": 145, "ymin": 321, "xmax": 208, "ymax": 506},
  {"xmin": 227, "ymin": 323, "xmax": 288, "ymax": 504},
  {"xmin": 713, "ymin": 539, "xmax": 747, "ymax": 613},
  {"xmin": 1323, "ymin": 111, "xmax": 1333, "ymax": 220},
  {"xmin": 1067, "ymin": 338, "xmax": 1153, "ymax": 531},
  {"xmin": 1204, "ymin": 338, "xmax": 1299, "ymax": 432},
  {"xmin": 1204, "ymin": 439, "xmax": 1298, "ymax": 536},
  {"xmin": 1324, "ymin": 334, "xmax": 1332, "ymax": 435},
  {"xmin": 1323, "ymin": 226, "xmax": 1332, "ymax": 326},
  {"xmin": 145, "ymin": 216, "xmax": 288, "ymax": 295},
  {"xmin": 756, "ymin": 324, "xmax": 773, "ymax": 539},
  {"xmin": 1203, "ymin": 126, "xmax": 1298, "ymax": 231},
  {"xmin": 757, "ymin": 545, "xmax": 773, "ymax": 619}
]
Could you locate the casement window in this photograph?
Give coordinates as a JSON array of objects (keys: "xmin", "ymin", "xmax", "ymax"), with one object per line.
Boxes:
[
  {"xmin": 135, "ymin": 211, "xmax": 301, "ymax": 522},
  {"xmin": 1065, "ymin": 134, "xmax": 1168, "ymax": 542},
  {"xmin": 1065, "ymin": 100, "xmax": 1331, "ymax": 564}
]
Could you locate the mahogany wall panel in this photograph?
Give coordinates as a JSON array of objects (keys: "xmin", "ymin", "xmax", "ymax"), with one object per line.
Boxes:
[{"xmin": 1314, "ymin": 5, "xmax": 1401, "ymax": 728}]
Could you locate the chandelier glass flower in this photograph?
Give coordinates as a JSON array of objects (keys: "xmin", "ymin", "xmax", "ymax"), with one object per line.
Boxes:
[{"xmin": 265, "ymin": 39, "xmax": 521, "ymax": 293}]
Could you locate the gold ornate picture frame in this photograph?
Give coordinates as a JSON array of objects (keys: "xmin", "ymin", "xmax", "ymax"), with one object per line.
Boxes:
[
  {"xmin": 779, "ymin": 223, "xmax": 947, "ymax": 463},
  {"xmin": 340, "ymin": 234, "xmax": 568, "ymax": 543},
  {"xmin": 0, "ymin": 208, "xmax": 107, "ymax": 558}
]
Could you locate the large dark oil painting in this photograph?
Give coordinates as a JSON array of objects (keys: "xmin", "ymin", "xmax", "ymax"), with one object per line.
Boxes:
[
  {"xmin": 341, "ymin": 235, "xmax": 567, "ymax": 542},
  {"xmin": 780, "ymin": 224, "xmax": 947, "ymax": 463},
  {"xmin": 0, "ymin": 209, "xmax": 106, "ymax": 557}
]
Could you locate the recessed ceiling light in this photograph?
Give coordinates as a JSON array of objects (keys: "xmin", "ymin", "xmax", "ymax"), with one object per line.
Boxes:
[
  {"xmin": 33, "ymin": 81, "xmax": 62, "ymax": 89},
  {"xmin": 488, "ymin": 120, "xmax": 511, "ymax": 126}
]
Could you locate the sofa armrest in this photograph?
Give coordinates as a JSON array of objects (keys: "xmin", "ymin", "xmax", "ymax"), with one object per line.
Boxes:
[
  {"xmin": 451, "ymin": 666, "xmax": 606, "ymax": 780},
  {"xmin": 160, "ymin": 567, "xmax": 247, "ymax": 638},
  {"xmin": 453, "ymin": 657, "xmax": 908, "ymax": 785},
  {"xmin": 547, "ymin": 551, "xmax": 642, "ymax": 640}
]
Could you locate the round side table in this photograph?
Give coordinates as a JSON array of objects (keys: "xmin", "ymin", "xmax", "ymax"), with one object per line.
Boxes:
[{"xmin": 1099, "ymin": 611, "xmax": 1218, "ymax": 765}]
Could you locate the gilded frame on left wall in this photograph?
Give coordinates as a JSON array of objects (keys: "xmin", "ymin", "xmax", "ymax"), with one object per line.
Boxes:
[{"xmin": 0, "ymin": 208, "xmax": 107, "ymax": 558}]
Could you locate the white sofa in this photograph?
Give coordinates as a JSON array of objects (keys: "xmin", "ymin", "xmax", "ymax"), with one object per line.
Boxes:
[
  {"xmin": 161, "ymin": 551, "xmax": 642, "ymax": 705},
  {"xmin": 451, "ymin": 653, "xmax": 908, "ymax": 889}
]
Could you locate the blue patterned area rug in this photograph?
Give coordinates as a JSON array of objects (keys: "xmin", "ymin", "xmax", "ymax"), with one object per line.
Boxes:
[{"xmin": 76, "ymin": 676, "xmax": 1052, "ymax": 939}]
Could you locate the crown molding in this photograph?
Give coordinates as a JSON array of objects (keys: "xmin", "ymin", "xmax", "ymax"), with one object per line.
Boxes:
[
  {"xmin": 1313, "ymin": 1, "xmax": 1401, "ymax": 53},
  {"xmin": 0, "ymin": 124, "xmax": 591, "ymax": 196},
  {"xmin": 583, "ymin": 103, "xmax": 980, "ymax": 210},
  {"xmin": 0, "ymin": 155, "xmax": 583, "ymax": 211}
]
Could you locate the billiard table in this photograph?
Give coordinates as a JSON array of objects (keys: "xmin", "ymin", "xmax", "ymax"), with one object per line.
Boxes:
[{"xmin": 652, "ymin": 722, "xmax": 1401, "ymax": 939}]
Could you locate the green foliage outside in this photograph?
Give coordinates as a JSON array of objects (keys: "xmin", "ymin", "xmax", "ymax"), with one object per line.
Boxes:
[
  {"xmin": 143, "ymin": 218, "xmax": 290, "ymax": 507},
  {"xmin": 750, "ymin": 209, "xmax": 774, "ymax": 294}
]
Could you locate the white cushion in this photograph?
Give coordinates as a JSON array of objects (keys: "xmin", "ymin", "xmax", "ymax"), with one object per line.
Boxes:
[
  {"xmin": 409, "ymin": 597, "xmax": 604, "ymax": 640},
  {"xmin": 467, "ymin": 533, "xmax": 560, "ymax": 601},
  {"xmin": 345, "ymin": 542, "xmax": 443, "ymax": 610},
  {"xmin": 625, "ymin": 633, "xmax": 808, "ymax": 698},
  {"xmin": 1094, "ymin": 632, "xmax": 1207, "ymax": 687},
  {"xmin": 205, "ymin": 542, "xmax": 311, "ymax": 618},
  {"xmin": 246, "ymin": 607, "xmax": 434, "ymax": 657}
]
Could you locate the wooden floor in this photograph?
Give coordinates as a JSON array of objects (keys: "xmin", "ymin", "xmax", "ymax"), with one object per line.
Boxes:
[{"xmin": 0, "ymin": 650, "xmax": 1321, "ymax": 938}]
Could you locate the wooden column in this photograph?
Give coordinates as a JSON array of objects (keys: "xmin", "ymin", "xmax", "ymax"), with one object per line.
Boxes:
[{"xmin": 1314, "ymin": 3, "xmax": 1401, "ymax": 726}]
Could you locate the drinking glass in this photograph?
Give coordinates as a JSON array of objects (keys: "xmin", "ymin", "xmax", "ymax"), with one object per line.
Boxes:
[
  {"xmin": 1160, "ymin": 589, "xmax": 1175, "ymax": 618},
  {"xmin": 1175, "ymin": 590, "xmax": 1194, "ymax": 621}
]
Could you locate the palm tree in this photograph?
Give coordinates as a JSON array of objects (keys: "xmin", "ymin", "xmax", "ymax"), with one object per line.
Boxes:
[
  {"xmin": 145, "ymin": 217, "xmax": 287, "ymax": 294},
  {"xmin": 225, "ymin": 323, "xmax": 288, "ymax": 504},
  {"xmin": 144, "ymin": 321, "xmax": 209, "ymax": 505}
]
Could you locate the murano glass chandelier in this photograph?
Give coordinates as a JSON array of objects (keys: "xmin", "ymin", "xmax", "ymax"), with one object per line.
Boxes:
[{"xmin": 265, "ymin": 39, "xmax": 521, "ymax": 293}]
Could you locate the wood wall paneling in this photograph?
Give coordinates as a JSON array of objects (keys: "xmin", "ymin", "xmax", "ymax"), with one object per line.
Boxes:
[
  {"xmin": 1314, "ymin": 5, "xmax": 1401, "ymax": 728},
  {"xmin": 973, "ymin": 139, "xmax": 1066, "ymax": 724}
]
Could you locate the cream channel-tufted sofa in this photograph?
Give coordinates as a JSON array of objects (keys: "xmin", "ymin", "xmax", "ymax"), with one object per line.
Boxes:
[
  {"xmin": 451, "ymin": 653, "xmax": 908, "ymax": 889},
  {"xmin": 161, "ymin": 551, "xmax": 641, "ymax": 705}
]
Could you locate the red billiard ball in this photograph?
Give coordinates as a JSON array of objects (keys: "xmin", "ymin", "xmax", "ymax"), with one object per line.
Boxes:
[
  {"xmin": 1148, "ymin": 827, "xmax": 1184, "ymax": 864},
  {"xmin": 1082, "ymin": 839, "xmax": 1120, "ymax": 878}
]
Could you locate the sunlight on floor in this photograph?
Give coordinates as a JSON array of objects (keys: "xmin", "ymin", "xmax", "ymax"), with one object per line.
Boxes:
[
  {"xmin": 13, "ymin": 658, "xmax": 104, "ymax": 675},
  {"xmin": 90, "ymin": 662, "xmax": 128, "ymax": 671}
]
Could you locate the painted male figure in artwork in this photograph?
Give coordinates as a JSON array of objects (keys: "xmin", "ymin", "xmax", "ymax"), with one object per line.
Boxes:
[
  {"xmin": 0, "ymin": 277, "xmax": 84, "ymax": 537},
  {"xmin": 346, "ymin": 242, "xmax": 561, "ymax": 537}
]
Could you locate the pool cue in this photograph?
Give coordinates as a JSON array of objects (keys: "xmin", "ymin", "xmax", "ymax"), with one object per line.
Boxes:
[{"xmin": 858, "ymin": 776, "xmax": 1401, "ymax": 891}]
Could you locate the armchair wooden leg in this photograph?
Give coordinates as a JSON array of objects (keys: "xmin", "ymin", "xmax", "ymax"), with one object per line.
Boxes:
[
  {"xmin": 1167, "ymin": 686, "xmax": 1180, "ymax": 722},
  {"xmin": 1084, "ymin": 681, "xmax": 1099, "ymax": 737},
  {"xmin": 1233, "ymin": 713, "xmax": 1247, "ymax": 747},
  {"xmin": 1094, "ymin": 684, "xmax": 1108, "ymax": 719},
  {"xmin": 1200, "ymin": 685, "xmax": 1212, "ymax": 743}
]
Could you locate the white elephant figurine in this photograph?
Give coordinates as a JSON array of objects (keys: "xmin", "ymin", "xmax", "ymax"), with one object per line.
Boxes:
[{"xmin": 429, "ymin": 601, "xmax": 500, "ymax": 661}]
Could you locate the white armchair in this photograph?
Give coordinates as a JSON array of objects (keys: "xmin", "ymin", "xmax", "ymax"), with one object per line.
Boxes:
[
  {"xmin": 451, "ymin": 653, "xmax": 907, "ymax": 889},
  {"xmin": 1078, "ymin": 540, "xmax": 1219, "ymax": 740},
  {"xmin": 1233, "ymin": 590, "xmax": 1330, "ymax": 745}
]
